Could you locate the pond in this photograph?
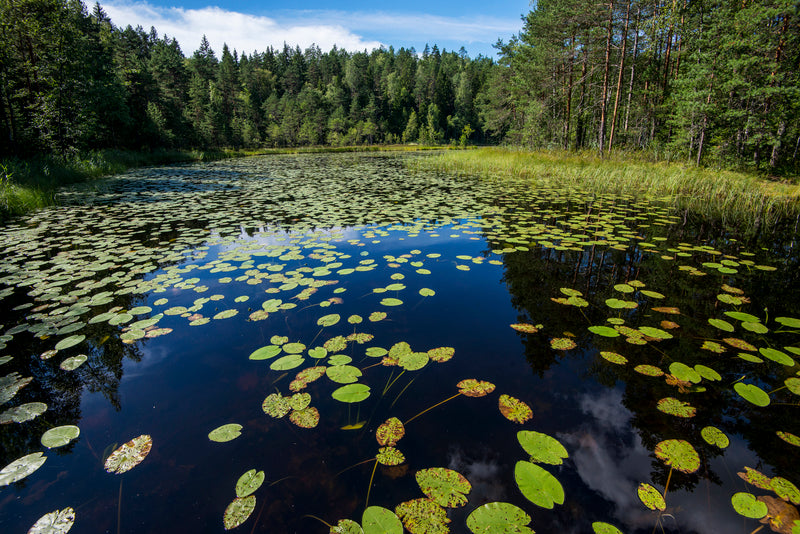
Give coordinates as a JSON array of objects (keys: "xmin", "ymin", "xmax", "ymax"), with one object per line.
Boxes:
[{"xmin": 0, "ymin": 153, "xmax": 799, "ymax": 534}]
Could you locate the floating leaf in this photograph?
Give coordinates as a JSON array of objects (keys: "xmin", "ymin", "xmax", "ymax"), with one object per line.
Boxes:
[
  {"xmin": 104, "ymin": 434, "xmax": 152, "ymax": 473},
  {"xmin": 634, "ymin": 364, "xmax": 663, "ymax": 377},
  {"xmin": 517, "ymin": 431, "xmax": 568, "ymax": 465},
  {"xmin": 59, "ymin": 354, "xmax": 87, "ymax": 371},
  {"xmin": 734, "ymin": 382, "xmax": 771, "ymax": 407},
  {"xmin": 262, "ymin": 393, "xmax": 291, "ymax": 418},
  {"xmin": 786, "ymin": 378, "xmax": 800, "ymax": 396},
  {"xmin": 208, "ymin": 424, "xmax": 242, "ymax": 443},
  {"xmin": 376, "ymin": 447, "xmax": 405, "ymax": 466},
  {"xmin": 654, "ymin": 439, "xmax": 700, "ymax": 474},
  {"xmin": 290, "ymin": 407, "xmax": 319, "ymax": 428},
  {"xmin": 701, "ymin": 426, "xmax": 730, "ymax": 448},
  {"xmin": 213, "ymin": 309, "xmax": 238, "ymax": 320},
  {"xmin": 760, "ymin": 347, "xmax": 795, "ymax": 366},
  {"xmin": 249, "ymin": 345, "xmax": 281, "ymax": 360},
  {"xmin": 236, "ymin": 469, "xmax": 265, "ymax": 498},
  {"xmin": 726, "ymin": 311, "xmax": 761, "ymax": 323},
  {"xmin": 588, "ymin": 326, "xmax": 620, "ymax": 338},
  {"xmin": 348, "ymin": 315, "xmax": 363, "ymax": 324},
  {"xmin": 757, "ymin": 495, "xmax": 800, "ymax": 534},
  {"xmin": 638, "ymin": 483, "xmax": 666, "ymax": 511},
  {"xmin": 776, "ymin": 317, "xmax": 800, "ymax": 329},
  {"xmin": 282, "ymin": 342, "xmax": 306, "ymax": 354},
  {"xmin": 772, "ymin": 477, "xmax": 800, "ymax": 505},
  {"xmin": 318, "ymin": 314, "xmax": 341, "ymax": 327},
  {"xmin": 550, "ymin": 338, "xmax": 576, "ymax": 350},
  {"xmin": 54, "ymin": 334, "xmax": 85, "ymax": 351},
  {"xmin": 457, "ymin": 379, "xmax": 496, "ymax": 397},
  {"xmin": 724, "ymin": 338, "xmax": 757, "ymax": 352},
  {"xmin": 742, "ymin": 322, "xmax": 769, "ymax": 334},
  {"xmin": 605, "ymin": 298, "xmax": 637, "ymax": 309},
  {"xmin": 514, "ymin": 461, "xmax": 564, "ymax": 509},
  {"xmin": 639, "ymin": 326, "xmax": 672, "ymax": 340},
  {"xmin": 591, "ymin": 522, "xmax": 623, "ymax": 534},
  {"xmin": 466, "ymin": 502, "xmax": 533, "ymax": 534},
  {"xmin": 289, "ymin": 392, "xmax": 311, "ymax": 410},
  {"xmin": 398, "ymin": 352, "xmax": 429, "ymax": 371},
  {"xmin": 368, "ymin": 312, "xmax": 387, "ymax": 322},
  {"xmin": 778, "ymin": 432, "xmax": 800, "ymax": 447},
  {"xmin": 223, "ymin": 495, "xmax": 256, "ymax": 530},
  {"xmin": 1, "ymin": 402, "xmax": 47, "ymax": 424},
  {"xmin": 395, "ymin": 499, "xmax": 449, "ymax": 534},
  {"xmin": 376, "ymin": 417, "xmax": 405, "ymax": 447},
  {"xmin": 27, "ymin": 507, "xmax": 75, "ymax": 534},
  {"xmin": 41, "ymin": 425, "xmax": 80, "ymax": 448},
  {"xmin": 419, "ymin": 288, "xmax": 435, "ymax": 297},
  {"xmin": 270, "ymin": 354, "xmax": 304, "ymax": 371},
  {"xmin": 416, "ymin": 468, "xmax": 471, "ymax": 508},
  {"xmin": 651, "ymin": 306, "xmax": 680, "ymax": 314},
  {"xmin": 498, "ymin": 394, "xmax": 533, "ymax": 424},
  {"xmin": 640, "ymin": 290, "xmax": 664, "ymax": 299},
  {"xmin": 270, "ymin": 335, "xmax": 289, "ymax": 345},
  {"xmin": 330, "ymin": 519, "xmax": 363, "ymax": 534},
  {"xmin": 332, "ymin": 384, "xmax": 370, "ymax": 403},
  {"xmin": 427, "ymin": 347, "xmax": 455, "ymax": 363},
  {"xmin": 327, "ymin": 365, "xmax": 362, "ymax": 384},
  {"xmin": 668, "ymin": 362, "xmax": 701, "ymax": 383},
  {"xmin": 362, "ymin": 506, "xmax": 402, "ymax": 534},
  {"xmin": 380, "ymin": 298, "xmax": 403, "ymax": 307},
  {"xmin": 510, "ymin": 323, "xmax": 540, "ymax": 334},
  {"xmin": 694, "ymin": 364, "xmax": 721, "ymax": 381},
  {"xmin": 739, "ymin": 467, "xmax": 773, "ymax": 490},
  {"xmin": 600, "ymin": 351, "xmax": 627, "ymax": 365},
  {"xmin": 732, "ymin": 492, "xmax": 768, "ymax": 519},
  {"xmin": 308, "ymin": 347, "xmax": 328, "ymax": 359},
  {"xmin": 657, "ymin": 397, "xmax": 696, "ymax": 418},
  {"xmin": 290, "ymin": 366, "xmax": 327, "ymax": 391},
  {"xmin": 0, "ymin": 452, "xmax": 46, "ymax": 486},
  {"xmin": 709, "ymin": 318, "xmax": 735, "ymax": 332},
  {"xmin": 324, "ymin": 336, "xmax": 348, "ymax": 353}
]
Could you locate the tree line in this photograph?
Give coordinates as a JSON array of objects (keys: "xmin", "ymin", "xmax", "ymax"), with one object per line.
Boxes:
[{"xmin": 1, "ymin": 0, "xmax": 797, "ymax": 172}]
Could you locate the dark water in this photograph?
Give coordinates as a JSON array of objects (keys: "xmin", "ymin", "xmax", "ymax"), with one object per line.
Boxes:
[{"xmin": 0, "ymin": 153, "xmax": 798, "ymax": 533}]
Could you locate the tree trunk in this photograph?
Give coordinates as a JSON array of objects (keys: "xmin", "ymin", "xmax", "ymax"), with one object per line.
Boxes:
[
  {"xmin": 769, "ymin": 120, "xmax": 786, "ymax": 168},
  {"xmin": 564, "ymin": 34, "xmax": 576, "ymax": 150},
  {"xmin": 576, "ymin": 47, "xmax": 589, "ymax": 149},
  {"xmin": 608, "ymin": 0, "xmax": 631, "ymax": 154},
  {"xmin": 624, "ymin": 6, "xmax": 640, "ymax": 132},
  {"xmin": 598, "ymin": 0, "xmax": 615, "ymax": 154}
]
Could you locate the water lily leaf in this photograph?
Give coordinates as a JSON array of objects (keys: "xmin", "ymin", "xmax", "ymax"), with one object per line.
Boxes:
[
  {"xmin": 654, "ymin": 439, "xmax": 700, "ymax": 474},
  {"xmin": 270, "ymin": 354, "xmax": 304, "ymax": 371},
  {"xmin": 0, "ymin": 452, "xmax": 46, "ymax": 486},
  {"xmin": 723, "ymin": 338, "xmax": 757, "ymax": 351},
  {"xmin": 399, "ymin": 352, "xmax": 428, "ymax": 371},
  {"xmin": 725, "ymin": 311, "xmax": 761, "ymax": 323},
  {"xmin": 41, "ymin": 425, "xmax": 80, "ymax": 448},
  {"xmin": 702, "ymin": 341, "xmax": 726, "ymax": 353},
  {"xmin": 588, "ymin": 326, "xmax": 620, "ymax": 337},
  {"xmin": 54, "ymin": 334, "xmax": 84, "ymax": 351},
  {"xmin": 289, "ymin": 392, "xmax": 311, "ymax": 410},
  {"xmin": 332, "ymin": 384, "xmax": 370, "ymax": 403},
  {"xmin": 416, "ymin": 467, "xmax": 471, "ymax": 508},
  {"xmin": 223, "ymin": 495, "xmax": 256, "ymax": 530},
  {"xmin": 510, "ymin": 323, "xmax": 540, "ymax": 334},
  {"xmin": 739, "ymin": 467, "xmax": 773, "ymax": 490},
  {"xmin": 668, "ymin": 362, "xmax": 701, "ymax": 383},
  {"xmin": 776, "ymin": 317, "xmax": 800, "ymax": 329},
  {"xmin": 419, "ymin": 288, "xmax": 435, "ymax": 297},
  {"xmin": 638, "ymin": 482, "xmax": 666, "ymax": 511},
  {"xmin": 694, "ymin": 365, "xmax": 721, "ymax": 381},
  {"xmin": 605, "ymin": 298, "xmax": 637, "ymax": 309},
  {"xmin": 362, "ymin": 506, "xmax": 402, "ymax": 534},
  {"xmin": 348, "ymin": 315, "xmax": 363, "ymax": 324},
  {"xmin": 290, "ymin": 407, "xmax": 319, "ymax": 428},
  {"xmin": 380, "ymin": 298, "xmax": 403, "ymax": 307},
  {"xmin": 498, "ymin": 394, "xmax": 533, "ymax": 424},
  {"xmin": 27, "ymin": 507, "xmax": 75, "ymax": 534},
  {"xmin": 591, "ymin": 522, "xmax": 623, "ymax": 534},
  {"xmin": 514, "ymin": 460, "xmax": 564, "ymax": 509},
  {"xmin": 282, "ymin": 342, "xmax": 306, "ymax": 354},
  {"xmin": 347, "ymin": 333, "xmax": 374, "ymax": 344},
  {"xmin": 376, "ymin": 417, "xmax": 405, "ymax": 447},
  {"xmin": 249, "ymin": 345, "xmax": 281, "ymax": 360},
  {"xmin": 327, "ymin": 365, "xmax": 362, "ymax": 384},
  {"xmin": 760, "ymin": 347, "xmax": 795, "ymax": 366},
  {"xmin": 652, "ymin": 307, "xmax": 680, "ymax": 314},
  {"xmin": 466, "ymin": 502, "xmax": 533, "ymax": 534},
  {"xmin": 734, "ymin": 382, "xmax": 770, "ymax": 406},
  {"xmin": 427, "ymin": 347, "xmax": 455, "ymax": 363},
  {"xmin": 701, "ymin": 426, "xmax": 729, "ymax": 448},
  {"xmin": 709, "ymin": 318, "xmax": 735, "ymax": 332},
  {"xmin": 600, "ymin": 351, "xmax": 627, "ymax": 365},
  {"xmin": 732, "ymin": 492, "xmax": 768, "ymax": 519},
  {"xmin": 517, "ymin": 431, "xmax": 568, "ymax": 465},
  {"xmin": 366, "ymin": 347, "xmax": 388, "ymax": 358},
  {"xmin": 376, "ymin": 447, "xmax": 405, "ymax": 466},
  {"xmin": 757, "ymin": 495, "xmax": 800, "ymax": 534},
  {"xmin": 330, "ymin": 519, "xmax": 363, "ymax": 534},
  {"xmin": 308, "ymin": 347, "xmax": 328, "ymax": 359},
  {"xmin": 368, "ymin": 312, "xmax": 387, "ymax": 322},
  {"xmin": 639, "ymin": 326, "xmax": 672, "ymax": 340},
  {"xmin": 324, "ymin": 336, "xmax": 348, "ymax": 353},
  {"xmin": 778, "ymin": 432, "xmax": 800, "ymax": 447},
  {"xmin": 657, "ymin": 397, "xmax": 696, "ymax": 418},
  {"xmin": 550, "ymin": 338, "xmax": 576, "ymax": 350},
  {"xmin": 457, "ymin": 379, "xmax": 496, "ymax": 398},
  {"xmin": 640, "ymin": 290, "xmax": 664, "ymax": 299},
  {"xmin": 270, "ymin": 335, "xmax": 289, "ymax": 345},
  {"xmin": 289, "ymin": 366, "xmax": 326, "ymax": 392},
  {"xmin": 634, "ymin": 364, "xmax": 663, "ymax": 377},
  {"xmin": 104, "ymin": 434, "xmax": 152, "ymax": 473},
  {"xmin": 59, "ymin": 354, "xmax": 87, "ymax": 371},
  {"xmin": 318, "ymin": 314, "xmax": 340, "ymax": 327},
  {"xmin": 208, "ymin": 424, "xmax": 242, "ymax": 443},
  {"xmin": 213, "ymin": 309, "xmax": 238, "ymax": 320},
  {"xmin": 395, "ymin": 498, "xmax": 449, "ymax": 534},
  {"xmin": 786, "ymin": 378, "xmax": 800, "ymax": 396},
  {"xmin": 262, "ymin": 393, "xmax": 291, "ymax": 418},
  {"xmin": 772, "ymin": 477, "xmax": 800, "ymax": 505},
  {"xmin": 236, "ymin": 469, "xmax": 265, "ymax": 498},
  {"xmin": 1, "ymin": 402, "xmax": 47, "ymax": 424},
  {"xmin": 742, "ymin": 322, "xmax": 769, "ymax": 334}
]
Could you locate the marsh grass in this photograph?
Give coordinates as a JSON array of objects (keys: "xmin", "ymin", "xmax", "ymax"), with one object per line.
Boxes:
[{"xmin": 416, "ymin": 148, "xmax": 800, "ymax": 230}]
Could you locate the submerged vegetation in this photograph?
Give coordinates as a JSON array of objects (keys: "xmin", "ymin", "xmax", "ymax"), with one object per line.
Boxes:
[{"xmin": 418, "ymin": 148, "xmax": 800, "ymax": 230}]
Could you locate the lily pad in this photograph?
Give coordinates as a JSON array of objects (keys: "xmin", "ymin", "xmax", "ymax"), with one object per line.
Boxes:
[
  {"xmin": 376, "ymin": 447, "xmax": 405, "ymax": 466},
  {"xmin": 514, "ymin": 460, "xmax": 564, "ymax": 509},
  {"xmin": 638, "ymin": 482, "xmax": 666, "ymax": 511},
  {"xmin": 419, "ymin": 288, "xmax": 435, "ymax": 297},
  {"xmin": 656, "ymin": 397, "xmax": 696, "ymax": 418},
  {"xmin": 262, "ymin": 394, "xmax": 292, "ymax": 418},
  {"xmin": 0, "ymin": 452, "xmax": 47, "ymax": 486},
  {"xmin": 376, "ymin": 417, "xmax": 405, "ymax": 447},
  {"xmin": 368, "ymin": 312, "xmax": 387, "ymax": 322},
  {"xmin": 289, "ymin": 392, "xmax": 311, "ymax": 410},
  {"xmin": 0, "ymin": 402, "xmax": 47, "ymax": 424},
  {"xmin": 398, "ymin": 352, "xmax": 429, "ymax": 371},
  {"xmin": 701, "ymin": 426, "xmax": 730, "ymax": 448},
  {"xmin": 734, "ymin": 382, "xmax": 770, "ymax": 407},
  {"xmin": 290, "ymin": 366, "xmax": 327, "ymax": 391},
  {"xmin": 772, "ymin": 477, "xmax": 800, "ymax": 505},
  {"xmin": 104, "ymin": 434, "xmax": 152, "ymax": 473},
  {"xmin": 591, "ymin": 522, "xmax": 623, "ymax": 534},
  {"xmin": 498, "ymin": 394, "xmax": 533, "ymax": 424},
  {"xmin": 416, "ymin": 467, "xmax": 471, "ymax": 508},
  {"xmin": 332, "ymin": 384, "xmax": 370, "ymax": 403},
  {"xmin": 466, "ymin": 502, "xmax": 533, "ymax": 534},
  {"xmin": 776, "ymin": 317, "xmax": 800, "ymax": 329},
  {"xmin": 395, "ymin": 498, "xmax": 449, "ymax": 534},
  {"xmin": 290, "ymin": 407, "xmax": 320, "ymax": 428},
  {"xmin": 694, "ymin": 364, "xmax": 721, "ymax": 381},
  {"xmin": 208, "ymin": 424, "xmax": 242, "ymax": 443},
  {"xmin": 739, "ymin": 466, "xmax": 773, "ymax": 490},
  {"xmin": 638, "ymin": 326, "xmax": 672, "ymax": 340},
  {"xmin": 282, "ymin": 342, "xmax": 306, "ymax": 354},
  {"xmin": 427, "ymin": 347, "xmax": 455, "ymax": 363},
  {"xmin": 223, "ymin": 495, "xmax": 256, "ymax": 530},
  {"xmin": 600, "ymin": 351, "xmax": 627, "ymax": 365},
  {"xmin": 654, "ymin": 439, "xmax": 700, "ymax": 474},
  {"xmin": 249, "ymin": 345, "xmax": 281, "ymax": 360},
  {"xmin": 708, "ymin": 318, "xmax": 735, "ymax": 332},
  {"xmin": 517, "ymin": 430, "xmax": 568, "ymax": 465},
  {"xmin": 510, "ymin": 323, "xmax": 540, "ymax": 334},
  {"xmin": 457, "ymin": 379, "xmax": 496, "ymax": 398},
  {"xmin": 778, "ymin": 431, "xmax": 800, "ymax": 447},
  {"xmin": 326, "ymin": 365, "xmax": 362, "ymax": 384},
  {"xmin": 318, "ymin": 314, "xmax": 341, "ymax": 327},
  {"xmin": 588, "ymin": 326, "xmax": 620, "ymax": 338},
  {"xmin": 550, "ymin": 338, "xmax": 577, "ymax": 350},
  {"xmin": 362, "ymin": 506, "xmax": 402, "ymax": 534},
  {"xmin": 41, "ymin": 425, "xmax": 80, "ymax": 448},
  {"xmin": 634, "ymin": 364, "xmax": 663, "ymax": 377},
  {"xmin": 236, "ymin": 469, "xmax": 265, "ymax": 498},
  {"xmin": 59, "ymin": 355, "xmax": 87, "ymax": 371},
  {"xmin": 270, "ymin": 354, "xmax": 304, "ymax": 371},
  {"xmin": 308, "ymin": 347, "xmax": 328, "ymax": 359},
  {"xmin": 760, "ymin": 347, "xmax": 795, "ymax": 366},
  {"xmin": 330, "ymin": 519, "xmax": 363, "ymax": 534},
  {"xmin": 732, "ymin": 492, "xmax": 768, "ymax": 519},
  {"xmin": 726, "ymin": 311, "xmax": 761, "ymax": 323},
  {"xmin": 668, "ymin": 362, "xmax": 701, "ymax": 383},
  {"xmin": 380, "ymin": 298, "xmax": 403, "ymax": 307},
  {"xmin": 324, "ymin": 336, "xmax": 348, "ymax": 353},
  {"xmin": 27, "ymin": 507, "xmax": 75, "ymax": 534},
  {"xmin": 54, "ymin": 334, "xmax": 85, "ymax": 351}
]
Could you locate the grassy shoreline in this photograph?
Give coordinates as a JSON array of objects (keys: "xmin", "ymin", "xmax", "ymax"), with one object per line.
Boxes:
[{"xmin": 415, "ymin": 147, "xmax": 800, "ymax": 231}]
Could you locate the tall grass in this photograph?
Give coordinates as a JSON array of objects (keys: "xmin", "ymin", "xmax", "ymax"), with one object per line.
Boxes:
[{"xmin": 416, "ymin": 147, "xmax": 800, "ymax": 230}]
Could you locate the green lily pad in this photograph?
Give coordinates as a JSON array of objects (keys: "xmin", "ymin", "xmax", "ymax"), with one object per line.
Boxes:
[
  {"xmin": 656, "ymin": 397, "xmax": 696, "ymax": 418},
  {"xmin": 786, "ymin": 377, "xmax": 800, "ymax": 395},
  {"xmin": 498, "ymin": 394, "xmax": 533, "ymax": 424},
  {"xmin": 419, "ymin": 288, "xmax": 435, "ymax": 297},
  {"xmin": 104, "ymin": 434, "xmax": 152, "ymax": 473},
  {"xmin": 324, "ymin": 336, "xmax": 348, "ymax": 353},
  {"xmin": 236, "ymin": 469, "xmax": 265, "ymax": 498},
  {"xmin": 760, "ymin": 347, "xmax": 795, "ymax": 366},
  {"xmin": 634, "ymin": 364, "xmax": 663, "ymax": 377},
  {"xmin": 654, "ymin": 439, "xmax": 700, "ymax": 474},
  {"xmin": 376, "ymin": 417, "xmax": 405, "ymax": 447},
  {"xmin": 638, "ymin": 482, "xmax": 666, "ymax": 511},
  {"xmin": 249, "ymin": 345, "xmax": 281, "ymax": 360},
  {"xmin": 614, "ymin": 283, "xmax": 635, "ymax": 293},
  {"xmin": 708, "ymin": 318, "xmax": 735, "ymax": 332},
  {"xmin": 605, "ymin": 298, "xmax": 637, "ymax": 309},
  {"xmin": 262, "ymin": 393, "xmax": 292, "ymax": 418},
  {"xmin": 514, "ymin": 460, "xmax": 564, "ymax": 509},
  {"xmin": 318, "ymin": 314, "xmax": 341, "ymax": 327},
  {"xmin": 416, "ymin": 467, "xmax": 472, "ymax": 508},
  {"xmin": 638, "ymin": 326, "xmax": 672, "ymax": 340},
  {"xmin": 365, "ymin": 347, "xmax": 388, "ymax": 358},
  {"xmin": 457, "ymin": 379, "xmax": 496, "ymax": 397},
  {"xmin": 376, "ymin": 446, "xmax": 405, "ymax": 466},
  {"xmin": 0, "ymin": 452, "xmax": 47, "ymax": 486},
  {"xmin": 640, "ymin": 290, "xmax": 664, "ymax": 299},
  {"xmin": 270, "ymin": 354, "xmax": 305, "ymax": 371},
  {"xmin": 694, "ymin": 365, "xmax": 721, "ymax": 381},
  {"xmin": 270, "ymin": 335, "xmax": 289, "ymax": 345},
  {"xmin": 398, "ymin": 352, "xmax": 429, "ymax": 371},
  {"xmin": 308, "ymin": 347, "xmax": 328, "ymax": 359},
  {"xmin": 550, "ymin": 338, "xmax": 577, "ymax": 350},
  {"xmin": 395, "ymin": 498, "xmax": 449, "ymax": 534},
  {"xmin": 772, "ymin": 477, "xmax": 800, "ymax": 505},
  {"xmin": 731, "ymin": 492, "xmax": 768, "ymax": 519},
  {"xmin": 725, "ymin": 311, "xmax": 761, "ymax": 323},
  {"xmin": 742, "ymin": 322, "xmax": 769, "ymax": 334},
  {"xmin": 290, "ymin": 407, "xmax": 320, "ymax": 428},
  {"xmin": 517, "ymin": 431, "xmax": 568, "ymax": 465},
  {"xmin": 734, "ymin": 382, "xmax": 770, "ymax": 406},
  {"xmin": 738, "ymin": 466, "xmax": 773, "ymax": 489},
  {"xmin": 282, "ymin": 342, "xmax": 306, "ymax": 354},
  {"xmin": 701, "ymin": 426, "xmax": 730, "ymax": 448},
  {"xmin": 223, "ymin": 495, "xmax": 256, "ymax": 530},
  {"xmin": 362, "ymin": 506, "xmax": 402, "ymax": 534},
  {"xmin": 41, "ymin": 425, "xmax": 80, "ymax": 448},
  {"xmin": 778, "ymin": 431, "xmax": 800, "ymax": 447},
  {"xmin": 27, "ymin": 507, "xmax": 75, "ymax": 534},
  {"xmin": 332, "ymin": 384, "xmax": 370, "ymax": 403},
  {"xmin": 330, "ymin": 519, "xmax": 363, "ymax": 534},
  {"xmin": 591, "ymin": 522, "xmax": 623, "ymax": 534},
  {"xmin": 55, "ymin": 334, "xmax": 85, "ymax": 351},
  {"xmin": 368, "ymin": 312, "xmax": 387, "ymax": 322},
  {"xmin": 59, "ymin": 354, "xmax": 88, "ymax": 371},
  {"xmin": 600, "ymin": 351, "xmax": 627, "ymax": 365},
  {"xmin": 208, "ymin": 424, "xmax": 242, "ymax": 443},
  {"xmin": 326, "ymin": 365, "xmax": 362, "ymax": 384},
  {"xmin": 776, "ymin": 317, "xmax": 800, "ymax": 328},
  {"xmin": 348, "ymin": 315, "xmax": 363, "ymax": 324},
  {"xmin": 668, "ymin": 362, "xmax": 701, "ymax": 383},
  {"xmin": 0, "ymin": 401, "xmax": 47, "ymax": 424},
  {"xmin": 427, "ymin": 347, "xmax": 455, "ymax": 363},
  {"xmin": 213, "ymin": 309, "xmax": 238, "ymax": 320},
  {"xmin": 466, "ymin": 502, "xmax": 533, "ymax": 534},
  {"xmin": 588, "ymin": 326, "xmax": 620, "ymax": 338},
  {"xmin": 380, "ymin": 298, "xmax": 403, "ymax": 307},
  {"xmin": 510, "ymin": 323, "xmax": 541, "ymax": 333}
]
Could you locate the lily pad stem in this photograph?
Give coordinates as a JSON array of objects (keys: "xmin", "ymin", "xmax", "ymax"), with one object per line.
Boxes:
[
  {"xmin": 383, "ymin": 370, "xmax": 406, "ymax": 396},
  {"xmin": 303, "ymin": 515, "xmax": 333, "ymax": 529},
  {"xmin": 405, "ymin": 392, "xmax": 462, "ymax": 425},
  {"xmin": 662, "ymin": 466, "xmax": 673, "ymax": 499},
  {"xmin": 365, "ymin": 458, "xmax": 378, "ymax": 509},
  {"xmin": 117, "ymin": 479, "xmax": 123, "ymax": 534},
  {"xmin": 390, "ymin": 377, "xmax": 417, "ymax": 409}
]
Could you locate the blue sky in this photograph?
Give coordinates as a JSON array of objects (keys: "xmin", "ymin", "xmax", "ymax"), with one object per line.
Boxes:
[{"xmin": 100, "ymin": 0, "xmax": 530, "ymax": 59}]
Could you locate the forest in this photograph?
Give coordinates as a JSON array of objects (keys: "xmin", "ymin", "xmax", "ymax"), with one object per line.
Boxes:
[{"xmin": 1, "ymin": 0, "xmax": 798, "ymax": 172}]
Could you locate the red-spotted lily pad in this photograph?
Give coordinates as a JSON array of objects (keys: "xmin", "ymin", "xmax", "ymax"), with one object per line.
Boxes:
[
  {"xmin": 656, "ymin": 397, "xmax": 696, "ymax": 418},
  {"xmin": 514, "ymin": 461, "xmax": 564, "ymax": 509},
  {"xmin": 550, "ymin": 338, "xmax": 577, "ymax": 350},
  {"xmin": 778, "ymin": 432, "xmax": 800, "ymax": 447},
  {"xmin": 368, "ymin": 312, "xmax": 387, "ymax": 322},
  {"xmin": 395, "ymin": 498, "xmax": 449, "ymax": 534},
  {"xmin": 329, "ymin": 519, "xmax": 363, "ymax": 534},
  {"xmin": 517, "ymin": 431, "xmax": 568, "ymax": 465},
  {"xmin": 223, "ymin": 495, "xmax": 256, "ymax": 530},
  {"xmin": 732, "ymin": 492, "xmax": 768, "ymax": 519},
  {"xmin": 652, "ymin": 307, "xmax": 680, "ymax": 315},
  {"xmin": 600, "ymin": 351, "xmax": 627, "ymax": 365},
  {"xmin": 290, "ymin": 407, "xmax": 319, "ymax": 428},
  {"xmin": 376, "ymin": 447, "xmax": 405, "ymax": 466},
  {"xmin": 289, "ymin": 366, "xmax": 327, "ymax": 391},
  {"xmin": 772, "ymin": 477, "xmax": 800, "ymax": 505},
  {"xmin": 376, "ymin": 417, "xmax": 405, "ymax": 447},
  {"xmin": 739, "ymin": 467, "xmax": 773, "ymax": 490},
  {"xmin": 701, "ymin": 426, "xmax": 729, "ymax": 448},
  {"xmin": 701, "ymin": 341, "xmax": 726, "ymax": 353},
  {"xmin": 324, "ymin": 336, "xmax": 348, "ymax": 353},
  {"xmin": 27, "ymin": 507, "xmax": 75, "ymax": 534},
  {"xmin": 634, "ymin": 365, "xmax": 664, "ymax": 377},
  {"xmin": 510, "ymin": 323, "xmax": 540, "ymax": 334},
  {"xmin": 262, "ymin": 393, "xmax": 292, "ymax": 418},
  {"xmin": 104, "ymin": 434, "xmax": 152, "ymax": 474},
  {"xmin": 427, "ymin": 347, "xmax": 455, "ymax": 363},
  {"xmin": 654, "ymin": 439, "xmax": 700, "ymax": 474},
  {"xmin": 724, "ymin": 338, "xmax": 757, "ymax": 352},
  {"xmin": 236, "ymin": 469, "xmax": 265, "ymax": 498},
  {"xmin": 416, "ymin": 467, "xmax": 472, "ymax": 508},
  {"xmin": 734, "ymin": 382, "xmax": 770, "ymax": 407},
  {"xmin": 466, "ymin": 502, "xmax": 533, "ymax": 534},
  {"xmin": 362, "ymin": 506, "xmax": 402, "ymax": 534},
  {"xmin": 498, "ymin": 394, "xmax": 533, "ymax": 424},
  {"xmin": 638, "ymin": 483, "xmax": 666, "ymax": 511},
  {"xmin": 457, "ymin": 379, "xmax": 496, "ymax": 398}
]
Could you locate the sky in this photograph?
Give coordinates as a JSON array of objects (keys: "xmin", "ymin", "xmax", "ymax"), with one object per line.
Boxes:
[{"xmin": 99, "ymin": 0, "xmax": 530, "ymax": 59}]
